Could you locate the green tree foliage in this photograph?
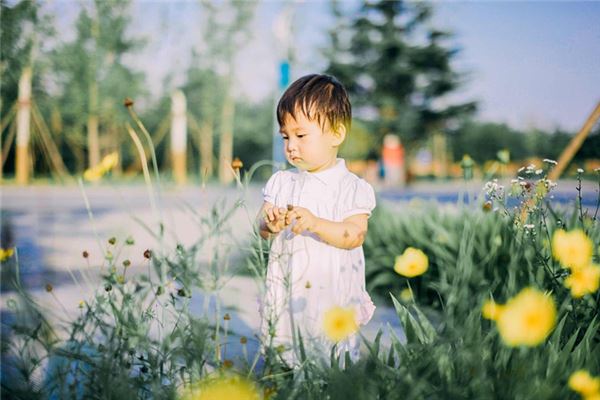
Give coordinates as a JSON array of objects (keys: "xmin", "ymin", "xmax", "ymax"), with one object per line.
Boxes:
[
  {"xmin": 1, "ymin": 0, "xmax": 54, "ymax": 174},
  {"xmin": 449, "ymin": 120, "xmax": 600, "ymax": 163},
  {"xmin": 50, "ymin": 0, "xmax": 145, "ymax": 172},
  {"xmin": 324, "ymin": 0, "xmax": 476, "ymax": 157}
]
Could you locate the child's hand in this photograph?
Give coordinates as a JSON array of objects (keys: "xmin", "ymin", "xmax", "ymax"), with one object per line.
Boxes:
[
  {"xmin": 263, "ymin": 205, "xmax": 289, "ymax": 234},
  {"xmin": 286, "ymin": 206, "xmax": 319, "ymax": 235}
]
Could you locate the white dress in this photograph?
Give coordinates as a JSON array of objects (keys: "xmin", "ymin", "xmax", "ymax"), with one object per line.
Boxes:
[{"xmin": 258, "ymin": 158, "xmax": 376, "ymax": 366}]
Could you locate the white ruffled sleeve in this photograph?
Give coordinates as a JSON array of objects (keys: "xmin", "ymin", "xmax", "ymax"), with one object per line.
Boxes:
[
  {"xmin": 262, "ymin": 170, "xmax": 283, "ymax": 204},
  {"xmin": 340, "ymin": 178, "xmax": 376, "ymax": 220}
]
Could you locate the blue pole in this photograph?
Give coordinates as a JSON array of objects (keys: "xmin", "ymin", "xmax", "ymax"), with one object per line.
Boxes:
[{"xmin": 273, "ymin": 60, "xmax": 290, "ymax": 172}]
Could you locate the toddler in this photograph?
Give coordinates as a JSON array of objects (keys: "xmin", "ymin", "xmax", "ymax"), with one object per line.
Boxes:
[{"xmin": 258, "ymin": 74, "xmax": 376, "ymax": 367}]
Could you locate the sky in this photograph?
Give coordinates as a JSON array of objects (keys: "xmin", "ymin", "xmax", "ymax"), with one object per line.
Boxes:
[{"xmin": 49, "ymin": 0, "xmax": 600, "ymax": 132}]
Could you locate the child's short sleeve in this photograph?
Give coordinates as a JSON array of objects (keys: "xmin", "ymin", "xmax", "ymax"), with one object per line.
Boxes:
[
  {"xmin": 262, "ymin": 171, "xmax": 283, "ymax": 204},
  {"xmin": 340, "ymin": 178, "xmax": 376, "ymax": 220}
]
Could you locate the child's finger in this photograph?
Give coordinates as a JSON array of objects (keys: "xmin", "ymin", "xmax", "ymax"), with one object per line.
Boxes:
[
  {"xmin": 285, "ymin": 210, "xmax": 297, "ymax": 225},
  {"xmin": 266, "ymin": 207, "xmax": 275, "ymax": 222}
]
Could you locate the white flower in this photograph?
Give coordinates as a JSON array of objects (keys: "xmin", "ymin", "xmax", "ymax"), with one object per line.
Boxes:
[
  {"xmin": 595, "ymin": 167, "xmax": 600, "ymax": 172},
  {"xmin": 518, "ymin": 167, "xmax": 525, "ymax": 172},
  {"xmin": 543, "ymin": 159, "xmax": 557, "ymax": 165},
  {"xmin": 519, "ymin": 181, "xmax": 528, "ymax": 187},
  {"xmin": 535, "ymin": 169, "xmax": 543, "ymax": 175},
  {"xmin": 524, "ymin": 224, "xmax": 535, "ymax": 229},
  {"xmin": 577, "ymin": 168, "xmax": 584, "ymax": 173}
]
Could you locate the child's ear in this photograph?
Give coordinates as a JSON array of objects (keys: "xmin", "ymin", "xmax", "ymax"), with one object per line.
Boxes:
[{"xmin": 332, "ymin": 124, "xmax": 346, "ymax": 146}]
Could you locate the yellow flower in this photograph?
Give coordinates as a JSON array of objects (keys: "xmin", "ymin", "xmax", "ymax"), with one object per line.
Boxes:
[
  {"xmin": 400, "ymin": 287, "xmax": 413, "ymax": 302},
  {"xmin": 0, "ymin": 248, "xmax": 15, "ymax": 262},
  {"xmin": 482, "ymin": 299, "xmax": 504, "ymax": 321},
  {"xmin": 552, "ymin": 229, "xmax": 593, "ymax": 270},
  {"xmin": 496, "ymin": 287, "xmax": 556, "ymax": 347},
  {"xmin": 569, "ymin": 370, "xmax": 600, "ymax": 397},
  {"xmin": 180, "ymin": 375, "xmax": 261, "ymax": 400},
  {"xmin": 323, "ymin": 305, "xmax": 358, "ymax": 342},
  {"xmin": 394, "ymin": 247, "xmax": 429, "ymax": 278},
  {"xmin": 565, "ymin": 263, "xmax": 600, "ymax": 298}
]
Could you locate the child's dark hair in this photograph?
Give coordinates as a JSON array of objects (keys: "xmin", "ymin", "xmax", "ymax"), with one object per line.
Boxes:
[{"xmin": 277, "ymin": 74, "xmax": 352, "ymax": 133}]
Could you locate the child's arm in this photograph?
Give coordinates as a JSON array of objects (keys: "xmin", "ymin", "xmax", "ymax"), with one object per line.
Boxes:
[
  {"xmin": 285, "ymin": 206, "xmax": 368, "ymax": 250},
  {"xmin": 257, "ymin": 201, "xmax": 289, "ymax": 240}
]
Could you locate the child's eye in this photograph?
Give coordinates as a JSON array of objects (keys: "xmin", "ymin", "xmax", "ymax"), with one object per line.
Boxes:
[
  {"xmin": 282, "ymin": 136, "xmax": 288, "ymax": 140},
  {"xmin": 296, "ymin": 134, "xmax": 305, "ymax": 138}
]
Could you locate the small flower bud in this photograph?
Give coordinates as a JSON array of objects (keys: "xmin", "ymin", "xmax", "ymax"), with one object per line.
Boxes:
[
  {"xmin": 45, "ymin": 283, "xmax": 53, "ymax": 292},
  {"xmin": 222, "ymin": 359, "xmax": 233, "ymax": 369},
  {"xmin": 223, "ymin": 313, "xmax": 231, "ymax": 321},
  {"xmin": 123, "ymin": 98, "xmax": 134, "ymax": 108},
  {"xmin": 156, "ymin": 286, "xmax": 164, "ymax": 296},
  {"xmin": 143, "ymin": 249, "xmax": 152, "ymax": 259},
  {"xmin": 82, "ymin": 251, "xmax": 89, "ymax": 258},
  {"xmin": 231, "ymin": 157, "xmax": 243, "ymax": 170},
  {"xmin": 305, "ymin": 281, "xmax": 312, "ymax": 289},
  {"xmin": 108, "ymin": 237, "xmax": 116, "ymax": 245},
  {"xmin": 125, "ymin": 237, "xmax": 135, "ymax": 245},
  {"xmin": 104, "ymin": 284, "xmax": 112, "ymax": 292},
  {"xmin": 240, "ymin": 336, "xmax": 247, "ymax": 344},
  {"xmin": 123, "ymin": 260, "xmax": 131, "ymax": 267},
  {"xmin": 482, "ymin": 201, "xmax": 492, "ymax": 212}
]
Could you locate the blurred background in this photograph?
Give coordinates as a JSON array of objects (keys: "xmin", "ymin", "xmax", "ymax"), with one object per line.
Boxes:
[{"xmin": 1, "ymin": 0, "xmax": 599, "ymax": 187}]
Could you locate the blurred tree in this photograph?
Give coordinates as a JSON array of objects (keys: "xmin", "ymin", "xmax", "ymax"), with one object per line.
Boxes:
[
  {"xmin": 448, "ymin": 121, "xmax": 528, "ymax": 163},
  {"xmin": 0, "ymin": 0, "xmax": 54, "ymax": 176},
  {"xmin": 181, "ymin": 58, "xmax": 223, "ymax": 180},
  {"xmin": 232, "ymin": 97, "xmax": 273, "ymax": 180},
  {"xmin": 51, "ymin": 0, "xmax": 145, "ymax": 173},
  {"xmin": 324, "ymin": 0, "xmax": 476, "ymax": 159},
  {"xmin": 193, "ymin": 0, "xmax": 255, "ymax": 184}
]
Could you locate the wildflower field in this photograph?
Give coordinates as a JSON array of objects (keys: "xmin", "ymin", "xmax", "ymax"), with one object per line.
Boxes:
[{"xmin": 1, "ymin": 162, "xmax": 599, "ymax": 399}]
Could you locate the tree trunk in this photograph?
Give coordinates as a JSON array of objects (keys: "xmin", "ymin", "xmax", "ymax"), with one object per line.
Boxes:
[
  {"xmin": 15, "ymin": 66, "xmax": 32, "ymax": 185},
  {"xmin": 171, "ymin": 90, "xmax": 187, "ymax": 185},
  {"xmin": 199, "ymin": 115, "xmax": 213, "ymax": 181}
]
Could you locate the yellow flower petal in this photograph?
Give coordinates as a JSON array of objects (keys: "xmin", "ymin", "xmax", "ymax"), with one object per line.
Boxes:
[
  {"xmin": 552, "ymin": 229, "xmax": 593, "ymax": 270},
  {"xmin": 565, "ymin": 263, "xmax": 600, "ymax": 298},
  {"xmin": 394, "ymin": 247, "xmax": 429, "ymax": 278},
  {"xmin": 323, "ymin": 305, "xmax": 358, "ymax": 342},
  {"xmin": 180, "ymin": 375, "xmax": 261, "ymax": 400},
  {"xmin": 482, "ymin": 300, "xmax": 503, "ymax": 321},
  {"xmin": 569, "ymin": 370, "xmax": 600, "ymax": 396},
  {"xmin": 496, "ymin": 287, "xmax": 556, "ymax": 347}
]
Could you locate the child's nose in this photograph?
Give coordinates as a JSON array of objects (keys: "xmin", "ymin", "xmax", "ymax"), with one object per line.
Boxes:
[{"xmin": 286, "ymin": 138, "xmax": 298, "ymax": 152}]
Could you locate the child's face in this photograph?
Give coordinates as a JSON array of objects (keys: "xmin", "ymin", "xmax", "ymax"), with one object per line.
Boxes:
[{"xmin": 279, "ymin": 112, "xmax": 344, "ymax": 173}]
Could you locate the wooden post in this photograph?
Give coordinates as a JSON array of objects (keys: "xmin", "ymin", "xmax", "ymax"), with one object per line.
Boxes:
[
  {"xmin": 549, "ymin": 102, "xmax": 600, "ymax": 181},
  {"xmin": 15, "ymin": 66, "xmax": 32, "ymax": 185},
  {"xmin": 171, "ymin": 90, "xmax": 187, "ymax": 185}
]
